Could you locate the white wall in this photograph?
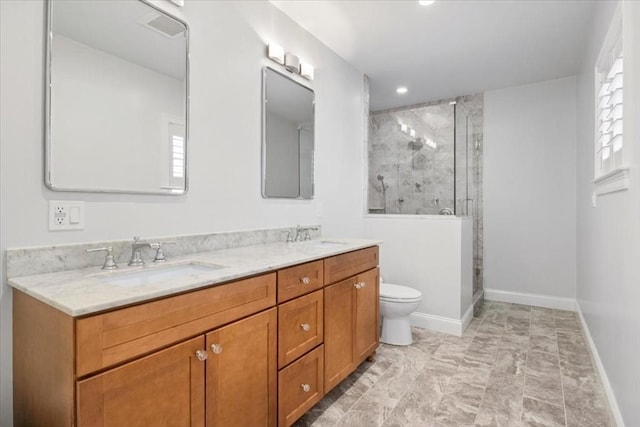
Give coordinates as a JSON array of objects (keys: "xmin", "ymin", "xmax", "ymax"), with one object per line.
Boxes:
[
  {"xmin": 576, "ymin": 1, "xmax": 640, "ymax": 426},
  {"xmin": 363, "ymin": 216, "xmax": 473, "ymax": 329},
  {"xmin": 483, "ymin": 77, "xmax": 577, "ymax": 298},
  {"xmin": 0, "ymin": 1, "xmax": 365, "ymax": 424}
]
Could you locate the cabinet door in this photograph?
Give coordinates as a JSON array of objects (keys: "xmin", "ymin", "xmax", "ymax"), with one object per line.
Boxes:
[
  {"xmin": 354, "ymin": 268, "xmax": 379, "ymax": 362},
  {"xmin": 206, "ymin": 308, "xmax": 277, "ymax": 427},
  {"xmin": 323, "ymin": 277, "xmax": 356, "ymax": 392},
  {"xmin": 76, "ymin": 336, "xmax": 205, "ymax": 427}
]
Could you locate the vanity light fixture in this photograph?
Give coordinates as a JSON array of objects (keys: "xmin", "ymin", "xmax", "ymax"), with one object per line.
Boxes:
[
  {"xmin": 267, "ymin": 43, "xmax": 285, "ymax": 64},
  {"xmin": 396, "ymin": 86, "xmax": 408, "ymax": 94},
  {"xmin": 266, "ymin": 43, "xmax": 315, "ymax": 81}
]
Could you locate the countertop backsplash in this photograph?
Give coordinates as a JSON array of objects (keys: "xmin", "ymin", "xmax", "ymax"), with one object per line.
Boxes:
[{"xmin": 5, "ymin": 225, "xmax": 321, "ymax": 278}]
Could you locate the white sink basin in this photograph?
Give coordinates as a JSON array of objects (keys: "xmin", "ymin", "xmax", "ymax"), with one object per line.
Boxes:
[
  {"xmin": 305, "ymin": 240, "xmax": 347, "ymax": 249},
  {"xmin": 100, "ymin": 263, "xmax": 225, "ymax": 288}
]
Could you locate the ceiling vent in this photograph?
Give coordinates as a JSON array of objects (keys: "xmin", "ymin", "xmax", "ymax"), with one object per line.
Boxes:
[{"xmin": 139, "ymin": 12, "xmax": 185, "ymax": 39}]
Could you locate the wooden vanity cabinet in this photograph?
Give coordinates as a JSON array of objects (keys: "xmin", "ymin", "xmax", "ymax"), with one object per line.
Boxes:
[
  {"xmin": 13, "ymin": 273, "xmax": 277, "ymax": 427},
  {"xmin": 13, "ymin": 245, "xmax": 380, "ymax": 427}
]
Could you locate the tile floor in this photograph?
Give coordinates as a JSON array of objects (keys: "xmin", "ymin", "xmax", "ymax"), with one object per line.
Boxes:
[{"xmin": 294, "ymin": 301, "xmax": 614, "ymax": 427}]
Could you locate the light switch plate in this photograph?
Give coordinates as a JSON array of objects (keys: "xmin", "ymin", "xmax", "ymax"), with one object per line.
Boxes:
[{"xmin": 49, "ymin": 201, "xmax": 85, "ymax": 231}]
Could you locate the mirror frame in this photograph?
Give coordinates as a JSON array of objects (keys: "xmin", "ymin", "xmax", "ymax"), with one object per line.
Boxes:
[
  {"xmin": 261, "ymin": 66, "xmax": 316, "ymax": 199},
  {"xmin": 44, "ymin": 0, "xmax": 190, "ymax": 195}
]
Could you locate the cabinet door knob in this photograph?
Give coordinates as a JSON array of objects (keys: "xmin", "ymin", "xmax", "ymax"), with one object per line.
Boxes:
[
  {"xmin": 300, "ymin": 276, "xmax": 311, "ymax": 284},
  {"xmin": 354, "ymin": 282, "xmax": 362, "ymax": 289},
  {"xmin": 195, "ymin": 350, "xmax": 208, "ymax": 361},
  {"xmin": 360, "ymin": 281, "xmax": 366, "ymax": 288},
  {"xmin": 210, "ymin": 343, "xmax": 223, "ymax": 354},
  {"xmin": 300, "ymin": 323, "xmax": 311, "ymax": 331},
  {"xmin": 301, "ymin": 383, "xmax": 311, "ymax": 392}
]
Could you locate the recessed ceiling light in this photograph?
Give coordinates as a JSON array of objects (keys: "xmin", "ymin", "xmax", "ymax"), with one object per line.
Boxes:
[
  {"xmin": 419, "ymin": 0, "xmax": 435, "ymax": 6},
  {"xmin": 396, "ymin": 86, "xmax": 408, "ymax": 94}
]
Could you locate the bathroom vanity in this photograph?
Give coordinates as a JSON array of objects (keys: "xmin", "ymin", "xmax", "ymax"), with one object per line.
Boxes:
[{"xmin": 10, "ymin": 239, "xmax": 379, "ymax": 427}]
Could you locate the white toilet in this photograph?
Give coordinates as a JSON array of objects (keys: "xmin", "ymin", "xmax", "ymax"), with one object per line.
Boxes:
[{"xmin": 379, "ymin": 281, "xmax": 423, "ymax": 345}]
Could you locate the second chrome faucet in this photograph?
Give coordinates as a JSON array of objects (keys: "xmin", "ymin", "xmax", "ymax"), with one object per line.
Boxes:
[{"xmin": 129, "ymin": 236, "xmax": 176, "ymax": 265}]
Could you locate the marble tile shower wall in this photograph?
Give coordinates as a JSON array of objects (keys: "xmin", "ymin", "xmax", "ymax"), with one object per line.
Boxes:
[{"xmin": 369, "ymin": 102, "xmax": 455, "ymax": 215}]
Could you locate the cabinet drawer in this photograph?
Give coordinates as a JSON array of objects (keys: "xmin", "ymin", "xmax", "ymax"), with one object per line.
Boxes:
[
  {"xmin": 278, "ymin": 290, "xmax": 323, "ymax": 368},
  {"xmin": 76, "ymin": 273, "xmax": 276, "ymax": 377},
  {"xmin": 277, "ymin": 260, "xmax": 323, "ymax": 303},
  {"xmin": 278, "ymin": 345, "xmax": 324, "ymax": 427},
  {"xmin": 324, "ymin": 246, "xmax": 378, "ymax": 285}
]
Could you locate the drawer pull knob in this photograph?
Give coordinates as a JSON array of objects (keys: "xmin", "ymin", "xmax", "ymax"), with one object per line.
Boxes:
[
  {"xmin": 300, "ymin": 276, "xmax": 311, "ymax": 284},
  {"xmin": 301, "ymin": 383, "xmax": 311, "ymax": 392},
  {"xmin": 300, "ymin": 323, "xmax": 311, "ymax": 331},
  {"xmin": 195, "ymin": 350, "xmax": 208, "ymax": 361},
  {"xmin": 210, "ymin": 344, "xmax": 223, "ymax": 354}
]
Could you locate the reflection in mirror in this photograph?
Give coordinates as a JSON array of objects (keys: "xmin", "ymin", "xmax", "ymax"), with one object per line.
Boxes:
[
  {"xmin": 46, "ymin": 0, "xmax": 189, "ymax": 194},
  {"xmin": 262, "ymin": 67, "xmax": 314, "ymax": 199}
]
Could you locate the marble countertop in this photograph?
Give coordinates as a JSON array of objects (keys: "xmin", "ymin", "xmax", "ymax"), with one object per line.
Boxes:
[{"xmin": 8, "ymin": 238, "xmax": 380, "ymax": 317}]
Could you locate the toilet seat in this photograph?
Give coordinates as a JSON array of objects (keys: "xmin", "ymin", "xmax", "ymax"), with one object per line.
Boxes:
[{"xmin": 380, "ymin": 283, "xmax": 422, "ymax": 303}]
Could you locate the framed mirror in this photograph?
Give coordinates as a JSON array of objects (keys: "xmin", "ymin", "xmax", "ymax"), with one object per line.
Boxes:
[
  {"xmin": 262, "ymin": 67, "xmax": 315, "ymax": 199},
  {"xmin": 45, "ymin": 0, "xmax": 189, "ymax": 194}
]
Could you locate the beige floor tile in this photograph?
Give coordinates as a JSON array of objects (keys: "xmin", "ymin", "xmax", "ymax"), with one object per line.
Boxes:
[
  {"xmin": 521, "ymin": 397, "xmax": 566, "ymax": 427},
  {"xmin": 524, "ymin": 372, "xmax": 564, "ymax": 405}
]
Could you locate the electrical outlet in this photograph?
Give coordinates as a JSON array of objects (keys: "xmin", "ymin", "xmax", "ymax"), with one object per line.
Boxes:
[{"xmin": 49, "ymin": 201, "xmax": 85, "ymax": 231}]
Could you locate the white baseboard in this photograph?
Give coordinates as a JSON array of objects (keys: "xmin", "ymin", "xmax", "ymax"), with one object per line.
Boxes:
[
  {"xmin": 576, "ymin": 303, "xmax": 626, "ymax": 427},
  {"xmin": 484, "ymin": 288, "xmax": 577, "ymax": 311},
  {"xmin": 411, "ymin": 312, "xmax": 464, "ymax": 336},
  {"xmin": 461, "ymin": 302, "xmax": 475, "ymax": 333},
  {"xmin": 411, "ymin": 293, "xmax": 479, "ymax": 337}
]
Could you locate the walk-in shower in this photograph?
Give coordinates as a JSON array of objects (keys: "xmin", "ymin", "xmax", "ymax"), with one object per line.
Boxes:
[{"xmin": 367, "ymin": 94, "xmax": 484, "ymax": 294}]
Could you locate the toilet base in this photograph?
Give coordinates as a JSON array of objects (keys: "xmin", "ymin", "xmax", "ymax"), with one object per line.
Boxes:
[{"xmin": 380, "ymin": 316, "xmax": 413, "ymax": 346}]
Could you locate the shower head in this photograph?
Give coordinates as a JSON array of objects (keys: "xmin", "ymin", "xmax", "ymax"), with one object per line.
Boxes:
[{"xmin": 377, "ymin": 174, "xmax": 384, "ymax": 181}]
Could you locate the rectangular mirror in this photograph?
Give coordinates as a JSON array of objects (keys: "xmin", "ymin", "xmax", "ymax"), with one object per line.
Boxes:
[
  {"xmin": 45, "ymin": 0, "xmax": 189, "ymax": 194},
  {"xmin": 262, "ymin": 67, "xmax": 315, "ymax": 199}
]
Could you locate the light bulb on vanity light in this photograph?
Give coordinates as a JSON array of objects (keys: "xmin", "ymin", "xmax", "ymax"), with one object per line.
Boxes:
[
  {"xmin": 300, "ymin": 62, "xmax": 314, "ymax": 80},
  {"xmin": 419, "ymin": 0, "xmax": 435, "ymax": 5},
  {"xmin": 396, "ymin": 86, "xmax": 408, "ymax": 94},
  {"xmin": 267, "ymin": 43, "xmax": 285, "ymax": 64}
]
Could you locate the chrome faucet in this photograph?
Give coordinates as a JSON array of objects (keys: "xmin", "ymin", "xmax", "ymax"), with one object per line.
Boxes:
[
  {"xmin": 86, "ymin": 246, "xmax": 118, "ymax": 270},
  {"xmin": 294, "ymin": 225, "xmax": 319, "ymax": 242},
  {"xmin": 128, "ymin": 236, "xmax": 151, "ymax": 266},
  {"xmin": 150, "ymin": 241, "xmax": 176, "ymax": 262}
]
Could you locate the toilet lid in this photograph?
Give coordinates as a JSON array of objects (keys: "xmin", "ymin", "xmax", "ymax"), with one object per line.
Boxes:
[{"xmin": 380, "ymin": 283, "xmax": 422, "ymax": 300}]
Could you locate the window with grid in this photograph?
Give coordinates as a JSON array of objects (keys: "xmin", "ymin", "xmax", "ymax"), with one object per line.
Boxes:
[
  {"xmin": 596, "ymin": 40, "xmax": 623, "ymax": 176},
  {"xmin": 593, "ymin": 5, "xmax": 628, "ymax": 194}
]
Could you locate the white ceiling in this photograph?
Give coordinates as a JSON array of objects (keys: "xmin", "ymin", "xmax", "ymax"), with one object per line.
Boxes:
[{"xmin": 271, "ymin": 0, "xmax": 597, "ymax": 111}]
